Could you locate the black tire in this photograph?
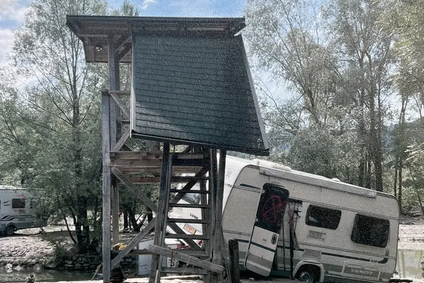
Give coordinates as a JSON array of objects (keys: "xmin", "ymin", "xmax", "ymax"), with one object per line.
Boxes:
[
  {"xmin": 296, "ymin": 268, "xmax": 317, "ymax": 283},
  {"xmin": 5, "ymin": 225, "xmax": 15, "ymax": 236}
]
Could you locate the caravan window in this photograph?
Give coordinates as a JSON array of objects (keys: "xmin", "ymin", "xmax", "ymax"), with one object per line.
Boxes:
[
  {"xmin": 351, "ymin": 214, "xmax": 389, "ymax": 248},
  {"xmin": 306, "ymin": 205, "xmax": 341, "ymax": 230},
  {"xmin": 12, "ymin": 198, "xmax": 26, "ymax": 209}
]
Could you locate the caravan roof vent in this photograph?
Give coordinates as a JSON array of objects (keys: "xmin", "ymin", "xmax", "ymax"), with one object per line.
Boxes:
[
  {"xmin": 253, "ymin": 159, "xmax": 291, "ymax": 172},
  {"xmin": 332, "ymin": 178, "xmax": 341, "ymax": 182}
]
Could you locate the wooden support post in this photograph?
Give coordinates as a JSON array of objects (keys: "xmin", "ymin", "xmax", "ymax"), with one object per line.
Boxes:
[
  {"xmin": 200, "ymin": 178, "xmax": 209, "ymax": 255},
  {"xmin": 213, "ymin": 149, "xmax": 226, "ymax": 263},
  {"xmin": 101, "ymin": 90, "xmax": 112, "ymax": 283},
  {"xmin": 109, "ymin": 36, "xmax": 121, "ymax": 246},
  {"xmin": 149, "ymin": 142, "xmax": 171, "ymax": 282},
  {"xmin": 213, "ymin": 150, "xmax": 226, "ymax": 281},
  {"xmin": 205, "ymin": 149, "xmax": 217, "ymax": 283},
  {"xmin": 229, "ymin": 239, "xmax": 240, "ymax": 283}
]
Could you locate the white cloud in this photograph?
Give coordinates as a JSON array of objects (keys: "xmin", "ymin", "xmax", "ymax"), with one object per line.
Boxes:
[
  {"xmin": 141, "ymin": 0, "xmax": 156, "ymax": 10},
  {"xmin": 0, "ymin": 28, "xmax": 15, "ymax": 66},
  {"xmin": 0, "ymin": 0, "xmax": 29, "ymax": 24},
  {"xmin": 0, "ymin": 0, "xmax": 31, "ymax": 66}
]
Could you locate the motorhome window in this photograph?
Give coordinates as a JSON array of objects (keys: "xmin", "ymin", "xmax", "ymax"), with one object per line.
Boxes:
[
  {"xmin": 305, "ymin": 205, "xmax": 341, "ymax": 230},
  {"xmin": 351, "ymin": 214, "xmax": 389, "ymax": 248},
  {"xmin": 12, "ymin": 198, "xmax": 26, "ymax": 209}
]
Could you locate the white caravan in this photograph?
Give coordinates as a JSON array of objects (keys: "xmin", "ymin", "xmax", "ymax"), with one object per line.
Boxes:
[
  {"xmin": 0, "ymin": 186, "xmax": 47, "ymax": 236},
  {"xmin": 171, "ymin": 156, "xmax": 399, "ymax": 283}
]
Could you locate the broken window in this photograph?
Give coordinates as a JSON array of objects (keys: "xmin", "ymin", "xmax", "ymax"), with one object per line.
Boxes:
[
  {"xmin": 12, "ymin": 198, "xmax": 25, "ymax": 209},
  {"xmin": 305, "ymin": 205, "xmax": 341, "ymax": 230},
  {"xmin": 351, "ymin": 214, "xmax": 389, "ymax": 248}
]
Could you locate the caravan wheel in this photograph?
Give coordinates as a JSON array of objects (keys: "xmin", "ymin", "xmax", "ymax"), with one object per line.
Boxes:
[
  {"xmin": 5, "ymin": 225, "xmax": 15, "ymax": 236},
  {"xmin": 296, "ymin": 267, "xmax": 319, "ymax": 283}
]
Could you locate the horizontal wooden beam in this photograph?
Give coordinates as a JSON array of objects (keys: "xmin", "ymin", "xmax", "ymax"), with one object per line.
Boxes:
[
  {"xmin": 119, "ymin": 176, "xmax": 208, "ymax": 184},
  {"xmin": 111, "ymin": 158, "xmax": 162, "ymax": 168},
  {"xmin": 111, "ymin": 151, "xmax": 162, "ymax": 160},
  {"xmin": 148, "ymin": 244, "xmax": 224, "ymax": 274},
  {"xmin": 121, "ymin": 177, "xmax": 161, "ymax": 184},
  {"xmin": 109, "ymin": 90, "xmax": 131, "ymax": 96},
  {"xmin": 112, "ymin": 166, "xmax": 202, "ymax": 175}
]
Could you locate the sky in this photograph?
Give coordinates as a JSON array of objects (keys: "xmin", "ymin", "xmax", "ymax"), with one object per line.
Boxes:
[{"xmin": 0, "ymin": 0, "xmax": 246, "ymax": 66}]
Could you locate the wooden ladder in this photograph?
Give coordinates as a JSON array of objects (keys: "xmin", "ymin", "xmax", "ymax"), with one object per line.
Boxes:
[{"xmin": 149, "ymin": 145, "xmax": 225, "ymax": 281}]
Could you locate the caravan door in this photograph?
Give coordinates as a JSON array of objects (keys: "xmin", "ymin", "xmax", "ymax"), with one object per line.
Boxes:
[{"xmin": 245, "ymin": 184, "xmax": 289, "ymax": 276}]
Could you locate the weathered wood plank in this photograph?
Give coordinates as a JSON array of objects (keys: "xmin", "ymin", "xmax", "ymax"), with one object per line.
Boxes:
[
  {"xmin": 110, "ymin": 91, "xmax": 130, "ymax": 119},
  {"xmin": 150, "ymin": 143, "xmax": 171, "ymax": 282},
  {"xmin": 165, "ymin": 234, "xmax": 209, "ymax": 240},
  {"xmin": 111, "ymin": 218, "xmax": 156, "ymax": 269},
  {"xmin": 124, "ymin": 175, "xmax": 208, "ymax": 184},
  {"xmin": 111, "ymin": 158, "xmax": 162, "ymax": 168},
  {"xmin": 166, "ymin": 218, "xmax": 209, "ymax": 224},
  {"xmin": 114, "ymin": 168, "xmax": 162, "ymax": 174},
  {"xmin": 205, "ymin": 149, "xmax": 217, "ymax": 283},
  {"xmin": 101, "ymin": 90, "xmax": 112, "ymax": 283},
  {"xmin": 111, "ymin": 167, "xmax": 158, "ymax": 213},
  {"xmin": 113, "ymin": 128, "xmax": 130, "ymax": 152},
  {"xmin": 160, "ymin": 267, "xmax": 207, "ymax": 275},
  {"xmin": 112, "ymin": 151, "xmax": 162, "ymax": 160},
  {"xmin": 109, "ymin": 36, "xmax": 121, "ymax": 249},
  {"xmin": 148, "ymin": 244, "xmax": 224, "ymax": 274},
  {"xmin": 229, "ymin": 239, "xmax": 240, "ymax": 283},
  {"xmin": 109, "ymin": 90, "xmax": 131, "ymax": 96},
  {"xmin": 213, "ymin": 149, "xmax": 226, "ymax": 265},
  {"xmin": 114, "ymin": 166, "xmax": 201, "ymax": 175},
  {"xmin": 124, "ymin": 176, "xmax": 161, "ymax": 184}
]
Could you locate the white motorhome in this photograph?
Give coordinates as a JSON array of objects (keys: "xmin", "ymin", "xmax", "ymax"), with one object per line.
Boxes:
[
  {"xmin": 171, "ymin": 156, "xmax": 399, "ymax": 283},
  {"xmin": 0, "ymin": 186, "xmax": 47, "ymax": 236}
]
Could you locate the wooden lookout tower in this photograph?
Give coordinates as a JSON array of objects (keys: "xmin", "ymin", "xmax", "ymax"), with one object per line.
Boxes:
[{"xmin": 66, "ymin": 16, "xmax": 268, "ymax": 283}]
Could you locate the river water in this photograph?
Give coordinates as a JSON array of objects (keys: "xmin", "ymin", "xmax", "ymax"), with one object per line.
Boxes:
[
  {"xmin": 397, "ymin": 249, "xmax": 424, "ymax": 279},
  {"xmin": 0, "ymin": 268, "xmax": 94, "ymax": 282},
  {"xmin": 0, "ymin": 249, "xmax": 422, "ymax": 282}
]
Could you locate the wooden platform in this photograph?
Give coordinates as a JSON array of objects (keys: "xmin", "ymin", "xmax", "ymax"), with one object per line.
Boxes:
[{"xmin": 111, "ymin": 151, "xmax": 205, "ymax": 184}]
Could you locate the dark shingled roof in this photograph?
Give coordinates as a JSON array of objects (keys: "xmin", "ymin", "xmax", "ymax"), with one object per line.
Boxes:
[
  {"xmin": 66, "ymin": 16, "xmax": 268, "ymax": 155},
  {"xmin": 131, "ymin": 34, "xmax": 268, "ymax": 155}
]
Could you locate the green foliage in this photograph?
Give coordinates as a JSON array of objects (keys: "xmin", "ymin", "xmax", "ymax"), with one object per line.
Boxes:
[
  {"xmin": 286, "ymin": 128, "xmax": 337, "ymax": 177},
  {"xmin": 2, "ymin": 0, "xmax": 109, "ymax": 253},
  {"xmin": 246, "ymin": 0, "xmax": 396, "ymax": 192}
]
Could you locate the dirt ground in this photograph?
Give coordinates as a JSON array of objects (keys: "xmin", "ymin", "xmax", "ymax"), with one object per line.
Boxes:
[
  {"xmin": 398, "ymin": 216, "xmax": 424, "ymax": 250},
  {"xmin": 1, "ymin": 216, "xmax": 424, "ymax": 282}
]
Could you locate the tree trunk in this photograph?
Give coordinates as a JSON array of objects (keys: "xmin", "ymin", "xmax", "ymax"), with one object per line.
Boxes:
[
  {"xmin": 393, "ymin": 166, "xmax": 398, "ymax": 198},
  {"xmin": 123, "ymin": 211, "xmax": 129, "ymax": 230},
  {"xmin": 398, "ymin": 160, "xmax": 403, "ymax": 213}
]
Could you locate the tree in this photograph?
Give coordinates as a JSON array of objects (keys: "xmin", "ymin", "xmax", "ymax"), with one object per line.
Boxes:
[
  {"xmin": 0, "ymin": 70, "xmax": 40, "ymax": 185},
  {"xmin": 10, "ymin": 0, "xmax": 108, "ymax": 253},
  {"xmin": 245, "ymin": 0, "xmax": 340, "ymax": 128},
  {"xmin": 245, "ymin": 0, "xmax": 398, "ymax": 194},
  {"xmin": 245, "ymin": 0, "xmax": 366, "ymax": 185},
  {"xmin": 323, "ymin": 0, "xmax": 394, "ymax": 191}
]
